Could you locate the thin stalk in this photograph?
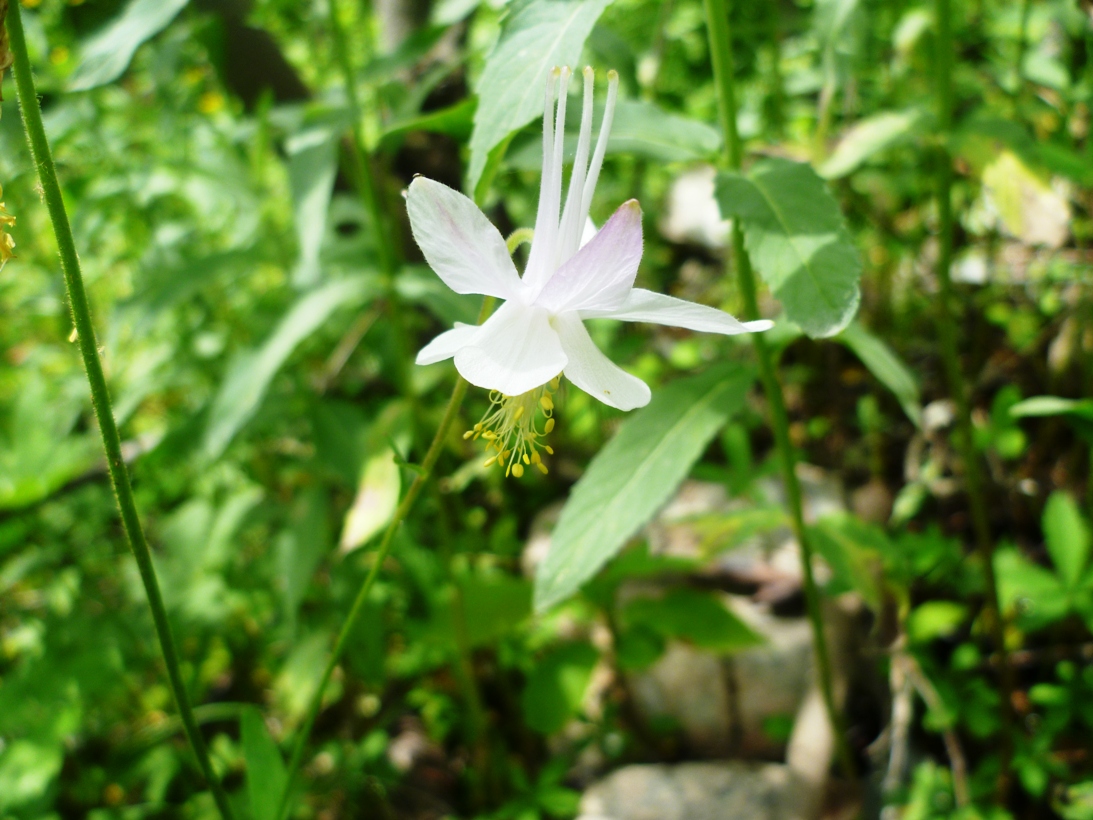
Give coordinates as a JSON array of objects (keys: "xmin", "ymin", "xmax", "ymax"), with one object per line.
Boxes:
[
  {"xmin": 5, "ymin": 5, "xmax": 234, "ymax": 818},
  {"xmin": 932, "ymin": 0, "xmax": 1014, "ymax": 795},
  {"xmin": 274, "ymin": 299, "xmax": 493, "ymax": 820},
  {"xmin": 326, "ymin": 0, "xmax": 412, "ymax": 393},
  {"xmin": 704, "ymin": 0, "xmax": 856, "ymax": 779}
]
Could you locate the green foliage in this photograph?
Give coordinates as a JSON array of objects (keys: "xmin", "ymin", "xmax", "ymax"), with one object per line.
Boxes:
[
  {"xmin": 715, "ymin": 158, "xmax": 862, "ymax": 338},
  {"xmin": 534, "ymin": 363, "xmax": 755, "ymax": 611}
]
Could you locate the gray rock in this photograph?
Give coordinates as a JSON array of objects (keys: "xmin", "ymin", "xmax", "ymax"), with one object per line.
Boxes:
[{"xmin": 576, "ymin": 761, "xmax": 812, "ymax": 820}]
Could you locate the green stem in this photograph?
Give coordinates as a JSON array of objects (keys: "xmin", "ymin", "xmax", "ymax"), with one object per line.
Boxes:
[
  {"xmin": 5, "ymin": 5, "xmax": 235, "ymax": 818},
  {"xmin": 274, "ymin": 300, "xmax": 492, "ymax": 820},
  {"xmin": 932, "ymin": 0, "xmax": 1014, "ymax": 796},
  {"xmin": 704, "ymin": 0, "xmax": 856, "ymax": 780}
]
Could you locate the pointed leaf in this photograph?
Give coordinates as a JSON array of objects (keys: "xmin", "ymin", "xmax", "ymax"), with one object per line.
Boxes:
[
  {"xmin": 1043, "ymin": 492, "xmax": 1091, "ymax": 590},
  {"xmin": 241, "ymin": 707, "xmax": 287, "ymax": 820},
  {"xmin": 534, "ymin": 364, "xmax": 755, "ymax": 611},
  {"xmin": 339, "ymin": 449, "xmax": 401, "ymax": 554},
  {"xmin": 716, "ymin": 158, "xmax": 862, "ymax": 338},
  {"xmin": 467, "ymin": 0, "xmax": 610, "ymax": 192},
  {"xmin": 819, "ymin": 108, "xmax": 930, "ymax": 179},
  {"xmin": 837, "ymin": 321, "xmax": 922, "ymax": 428},
  {"xmin": 70, "ymin": 0, "xmax": 191, "ymax": 90}
]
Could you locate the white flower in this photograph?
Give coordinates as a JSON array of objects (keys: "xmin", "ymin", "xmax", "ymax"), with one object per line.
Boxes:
[{"xmin": 406, "ymin": 66, "xmax": 771, "ymax": 476}]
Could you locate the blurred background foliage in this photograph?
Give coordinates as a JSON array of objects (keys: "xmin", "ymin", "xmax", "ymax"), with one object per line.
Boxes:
[{"xmin": 1, "ymin": 0, "xmax": 1092, "ymax": 818}]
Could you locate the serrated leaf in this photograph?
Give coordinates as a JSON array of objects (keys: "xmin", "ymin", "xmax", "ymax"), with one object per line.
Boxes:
[
  {"xmin": 204, "ymin": 278, "xmax": 372, "ymax": 459},
  {"xmin": 241, "ymin": 707, "xmax": 287, "ymax": 820},
  {"xmin": 70, "ymin": 0, "xmax": 191, "ymax": 91},
  {"xmin": 820, "ymin": 108, "xmax": 929, "ymax": 179},
  {"xmin": 467, "ymin": 0, "xmax": 611, "ymax": 192},
  {"xmin": 716, "ymin": 158, "xmax": 861, "ymax": 338},
  {"xmin": 534, "ymin": 364, "xmax": 755, "ymax": 611},
  {"xmin": 837, "ymin": 321, "xmax": 922, "ymax": 428},
  {"xmin": 1042, "ymin": 492, "xmax": 1090, "ymax": 591}
]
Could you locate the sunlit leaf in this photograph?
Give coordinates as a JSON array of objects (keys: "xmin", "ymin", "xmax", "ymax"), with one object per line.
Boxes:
[
  {"xmin": 820, "ymin": 108, "xmax": 929, "ymax": 178},
  {"xmin": 1042, "ymin": 492, "xmax": 1091, "ymax": 591},
  {"xmin": 534, "ymin": 364, "xmax": 755, "ymax": 611},
  {"xmin": 467, "ymin": 0, "xmax": 611, "ymax": 192},
  {"xmin": 716, "ymin": 159, "xmax": 862, "ymax": 338},
  {"xmin": 339, "ymin": 449, "xmax": 401, "ymax": 554},
  {"xmin": 70, "ymin": 0, "xmax": 191, "ymax": 91}
]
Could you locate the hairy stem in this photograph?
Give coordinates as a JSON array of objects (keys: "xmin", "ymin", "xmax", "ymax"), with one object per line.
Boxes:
[
  {"xmin": 704, "ymin": 0, "xmax": 856, "ymax": 779},
  {"xmin": 932, "ymin": 0, "xmax": 1014, "ymax": 796},
  {"xmin": 6, "ymin": 4, "xmax": 234, "ymax": 818}
]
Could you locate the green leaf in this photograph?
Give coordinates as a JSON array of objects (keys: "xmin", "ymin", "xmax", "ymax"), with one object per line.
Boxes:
[
  {"xmin": 339, "ymin": 449, "xmax": 401, "ymax": 554},
  {"xmin": 716, "ymin": 159, "xmax": 862, "ymax": 338},
  {"xmin": 382, "ymin": 98, "xmax": 477, "ymax": 144},
  {"xmin": 467, "ymin": 0, "xmax": 611, "ymax": 192},
  {"xmin": 1043, "ymin": 492, "xmax": 1091, "ymax": 591},
  {"xmin": 994, "ymin": 547, "xmax": 1069, "ymax": 631},
  {"xmin": 203, "ymin": 278, "xmax": 372, "ymax": 459},
  {"xmin": 521, "ymin": 643, "xmax": 599, "ymax": 734},
  {"xmin": 837, "ymin": 321, "xmax": 922, "ymax": 428},
  {"xmin": 70, "ymin": 0, "xmax": 191, "ymax": 91},
  {"xmin": 808, "ymin": 513, "xmax": 887, "ymax": 609},
  {"xmin": 534, "ymin": 364, "xmax": 755, "ymax": 611},
  {"xmin": 1010, "ymin": 396, "xmax": 1093, "ymax": 421},
  {"xmin": 819, "ymin": 108, "xmax": 929, "ymax": 178},
  {"xmin": 907, "ymin": 601, "xmax": 967, "ymax": 643},
  {"xmin": 621, "ymin": 588, "xmax": 763, "ymax": 652},
  {"xmin": 286, "ymin": 123, "xmax": 341, "ymax": 288},
  {"xmin": 241, "ymin": 707, "xmax": 288, "ymax": 820},
  {"xmin": 459, "ymin": 574, "xmax": 533, "ymax": 647}
]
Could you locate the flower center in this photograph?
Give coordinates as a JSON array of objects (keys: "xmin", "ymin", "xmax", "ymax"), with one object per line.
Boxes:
[{"xmin": 464, "ymin": 377, "xmax": 560, "ymax": 478}]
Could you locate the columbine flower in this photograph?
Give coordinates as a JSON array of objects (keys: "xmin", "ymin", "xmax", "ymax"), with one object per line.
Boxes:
[{"xmin": 406, "ymin": 66, "xmax": 771, "ymax": 476}]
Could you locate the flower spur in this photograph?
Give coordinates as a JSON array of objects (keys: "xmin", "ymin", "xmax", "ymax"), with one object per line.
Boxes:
[{"xmin": 406, "ymin": 66, "xmax": 772, "ymax": 476}]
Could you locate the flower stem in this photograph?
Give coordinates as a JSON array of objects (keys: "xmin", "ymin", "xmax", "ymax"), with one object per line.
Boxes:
[
  {"xmin": 274, "ymin": 298, "xmax": 493, "ymax": 820},
  {"xmin": 704, "ymin": 0, "xmax": 855, "ymax": 780},
  {"xmin": 932, "ymin": 0, "xmax": 1014, "ymax": 797},
  {"xmin": 5, "ymin": 5, "xmax": 235, "ymax": 818}
]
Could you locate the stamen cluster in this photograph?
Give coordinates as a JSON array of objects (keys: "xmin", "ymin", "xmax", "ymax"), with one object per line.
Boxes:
[{"xmin": 464, "ymin": 378, "xmax": 559, "ymax": 478}]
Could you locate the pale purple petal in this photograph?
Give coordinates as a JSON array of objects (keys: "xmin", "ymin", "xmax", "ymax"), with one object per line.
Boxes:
[
  {"xmin": 553, "ymin": 313, "xmax": 650, "ymax": 411},
  {"xmin": 582, "ymin": 288, "xmax": 774, "ymax": 335},
  {"xmin": 415, "ymin": 323, "xmax": 478, "ymax": 365},
  {"xmin": 534, "ymin": 200, "xmax": 643, "ymax": 314},
  {"xmin": 454, "ymin": 301, "xmax": 567, "ymax": 396},
  {"xmin": 406, "ymin": 177, "xmax": 522, "ymax": 300}
]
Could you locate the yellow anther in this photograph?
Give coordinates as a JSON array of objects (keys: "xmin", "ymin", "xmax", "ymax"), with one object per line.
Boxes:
[
  {"xmin": 466, "ymin": 376, "xmax": 562, "ymax": 479},
  {"xmin": 537, "ymin": 463, "xmax": 549, "ymax": 475},
  {"xmin": 463, "ymin": 430, "xmax": 474, "ymax": 440},
  {"xmin": 545, "ymin": 446, "xmax": 554, "ymax": 455},
  {"xmin": 484, "ymin": 456, "xmax": 497, "ymax": 468}
]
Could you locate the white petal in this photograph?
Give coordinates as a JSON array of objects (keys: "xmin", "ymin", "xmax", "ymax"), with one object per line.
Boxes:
[
  {"xmin": 534, "ymin": 200, "xmax": 643, "ymax": 314},
  {"xmin": 415, "ymin": 323, "xmax": 478, "ymax": 365},
  {"xmin": 553, "ymin": 313, "xmax": 650, "ymax": 411},
  {"xmin": 454, "ymin": 301, "xmax": 566, "ymax": 396},
  {"xmin": 406, "ymin": 177, "xmax": 522, "ymax": 299},
  {"xmin": 583, "ymin": 288, "xmax": 774, "ymax": 335},
  {"xmin": 580, "ymin": 216, "xmax": 597, "ymax": 248}
]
